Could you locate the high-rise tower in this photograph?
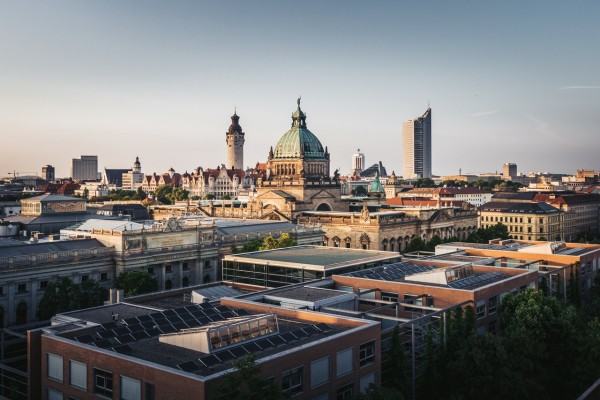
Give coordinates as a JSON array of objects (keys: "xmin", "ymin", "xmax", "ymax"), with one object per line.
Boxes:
[
  {"xmin": 402, "ymin": 107, "xmax": 431, "ymax": 179},
  {"xmin": 352, "ymin": 149, "xmax": 365, "ymax": 176},
  {"xmin": 226, "ymin": 111, "xmax": 245, "ymax": 170}
]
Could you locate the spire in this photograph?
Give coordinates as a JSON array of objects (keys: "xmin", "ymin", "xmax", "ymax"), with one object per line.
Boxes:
[
  {"xmin": 228, "ymin": 111, "xmax": 243, "ymax": 135},
  {"xmin": 291, "ymin": 97, "xmax": 307, "ymax": 128}
]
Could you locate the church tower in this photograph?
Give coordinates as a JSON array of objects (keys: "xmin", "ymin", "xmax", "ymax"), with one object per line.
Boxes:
[{"xmin": 226, "ymin": 111, "xmax": 245, "ymax": 170}]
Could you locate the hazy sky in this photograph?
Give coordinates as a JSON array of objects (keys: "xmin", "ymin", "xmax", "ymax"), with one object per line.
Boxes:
[{"xmin": 1, "ymin": 1, "xmax": 599, "ymax": 179}]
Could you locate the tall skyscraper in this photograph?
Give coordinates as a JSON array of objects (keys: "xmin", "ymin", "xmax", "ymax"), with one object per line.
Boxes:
[
  {"xmin": 41, "ymin": 165, "xmax": 55, "ymax": 182},
  {"xmin": 351, "ymin": 149, "xmax": 365, "ymax": 176},
  {"xmin": 402, "ymin": 107, "xmax": 432, "ymax": 179},
  {"xmin": 225, "ymin": 111, "xmax": 245, "ymax": 170},
  {"xmin": 71, "ymin": 155, "xmax": 98, "ymax": 181}
]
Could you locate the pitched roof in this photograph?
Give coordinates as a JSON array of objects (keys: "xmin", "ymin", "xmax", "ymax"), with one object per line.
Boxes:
[
  {"xmin": 0, "ymin": 239, "xmax": 106, "ymax": 258},
  {"xmin": 20, "ymin": 193, "xmax": 85, "ymax": 203}
]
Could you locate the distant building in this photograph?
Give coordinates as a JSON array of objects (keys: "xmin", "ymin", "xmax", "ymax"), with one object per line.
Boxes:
[
  {"xmin": 360, "ymin": 161, "xmax": 387, "ymax": 178},
  {"xmin": 502, "ymin": 163, "xmax": 517, "ymax": 179},
  {"xmin": 41, "ymin": 165, "xmax": 55, "ymax": 182},
  {"xmin": 121, "ymin": 156, "xmax": 144, "ymax": 190},
  {"xmin": 225, "ymin": 111, "xmax": 245, "ymax": 170},
  {"xmin": 351, "ymin": 148, "xmax": 365, "ymax": 176},
  {"xmin": 402, "ymin": 107, "xmax": 432, "ymax": 179},
  {"xmin": 71, "ymin": 155, "xmax": 98, "ymax": 181}
]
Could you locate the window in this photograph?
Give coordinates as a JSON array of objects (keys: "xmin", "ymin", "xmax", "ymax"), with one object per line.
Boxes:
[
  {"xmin": 40, "ymin": 280, "xmax": 49, "ymax": 290},
  {"xmin": 93, "ymin": 368, "xmax": 113, "ymax": 397},
  {"xmin": 70, "ymin": 360, "xmax": 87, "ymax": 390},
  {"xmin": 81, "ymin": 275, "xmax": 89, "ymax": 283},
  {"xmin": 121, "ymin": 376, "xmax": 141, "ymax": 400},
  {"xmin": 381, "ymin": 292, "xmax": 398, "ymax": 302},
  {"xmin": 488, "ymin": 296, "xmax": 497, "ymax": 314},
  {"xmin": 311, "ymin": 357, "xmax": 330, "ymax": 388},
  {"xmin": 336, "ymin": 383, "xmax": 354, "ymax": 400},
  {"xmin": 336, "ymin": 348, "xmax": 354, "ymax": 377},
  {"xmin": 360, "ymin": 373, "xmax": 375, "ymax": 393},
  {"xmin": 47, "ymin": 388, "xmax": 63, "ymax": 400},
  {"xmin": 165, "ymin": 265, "xmax": 173, "ymax": 273},
  {"xmin": 145, "ymin": 383, "xmax": 155, "ymax": 400},
  {"xmin": 47, "ymin": 353, "xmax": 63, "ymax": 382},
  {"xmin": 476, "ymin": 301, "xmax": 486, "ymax": 319},
  {"xmin": 182, "ymin": 262, "xmax": 189, "ymax": 271},
  {"xmin": 488, "ymin": 321, "xmax": 497, "ymax": 335},
  {"xmin": 0, "ymin": 286, "xmax": 3, "ymax": 296},
  {"xmin": 147, "ymin": 267, "xmax": 154, "ymax": 275},
  {"xmin": 17, "ymin": 283, "xmax": 27, "ymax": 293},
  {"xmin": 100, "ymin": 272, "xmax": 109, "ymax": 281},
  {"xmin": 359, "ymin": 341, "xmax": 375, "ymax": 366},
  {"xmin": 204, "ymin": 260, "xmax": 211, "ymax": 268},
  {"xmin": 282, "ymin": 366, "xmax": 303, "ymax": 395}
]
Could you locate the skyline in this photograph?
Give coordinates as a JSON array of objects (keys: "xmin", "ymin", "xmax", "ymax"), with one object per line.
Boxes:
[{"xmin": 1, "ymin": 1, "xmax": 599, "ymax": 178}]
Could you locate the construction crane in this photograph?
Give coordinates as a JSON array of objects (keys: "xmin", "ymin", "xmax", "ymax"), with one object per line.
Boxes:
[{"xmin": 6, "ymin": 171, "xmax": 37, "ymax": 179}]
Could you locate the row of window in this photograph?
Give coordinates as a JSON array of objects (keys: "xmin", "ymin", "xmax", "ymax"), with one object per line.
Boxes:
[
  {"xmin": 0, "ymin": 273, "xmax": 110, "ymax": 296},
  {"xmin": 47, "ymin": 354, "xmax": 154, "ymax": 400}
]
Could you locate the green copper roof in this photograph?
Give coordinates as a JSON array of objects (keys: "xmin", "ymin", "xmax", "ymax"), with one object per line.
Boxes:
[
  {"xmin": 273, "ymin": 98, "xmax": 326, "ymax": 160},
  {"xmin": 368, "ymin": 172, "xmax": 384, "ymax": 193}
]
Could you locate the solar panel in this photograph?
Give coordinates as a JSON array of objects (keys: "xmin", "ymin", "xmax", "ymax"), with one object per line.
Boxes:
[
  {"xmin": 98, "ymin": 330, "xmax": 116, "ymax": 340},
  {"xmin": 230, "ymin": 346, "xmax": 249, "ymax": 358},
  {"xmin": 269, "ymin": 335, "xmax": 286, "ymax": 346},
  {"xmin": 255, "ymin": 338, "xmax": 275, "ymax": 350},
  {"xmin": 141, "ymin": 321, "xmax": 156, "ymax": 330},
  {"xmin": 236, "ymin": 309, "xmax": 250, "ymax": 316},
  {"xmin": 123, "ymin": 317, "xmax": 140, "ymax": 325},
  {"xmin": 128, "ymin": 324, "xmax": 144, "ymax": 332},
  {"xmin": 301, "ymin": 325, "xmax": 320, "ymax": 336},
  {"xmin": 94, "ymin": 339, "xmax": 113, "ymax": 348},
  {"xmin": 75, "ymin": 334, "xmax": 94, "ymax": 343},
  {"xmin": 137, "ymin": 314, "xmax": 153, "ymax": 323},
  {"xmin": 214, "ymin": 350, "xmax": 235, "ymax": 362},
  {"xmin": 220, "ymin": 311, "xmax": 236, "ymax": 319},
  {"xmin": 162, "ymin": 309, "xmax": 177, "ymax": 317},
  {"xmin": 145, "ymin": 328, "xmax": 160, "ymax": 337},
  {"xmin": 159, "ymin": 325, "xmax": 177, "ymax": 334},
  {"xmin": 279, "ymin": 332, "xmax": 297, "ymax": 343},
  {"xmin": 241, "ymin": 342, "xmax": 261, "ymax": 352},
  {"xmin": 131, "ymin": 331, "xmax": 150, "ymax": 340},
  {"xmin": 113, "ymin": 326, "xmax": 131, "ymax": 335},
  {"xmin": 315, "ymin": 323, "xmax": 332, "ymax": 333},
  {"xmin": 198, "ymin": 302, "xmax": 213, "ymax": 309},
  {"xmin": 181, "ymin": 313, "xmax": 196, "ymax": 322},
  {"xmin": 115, "ymin": 334, "xmax": 135, "ymax": 344},
  {"xmin": 197, "ymin": 317, "xmax": 211, "ymax": 325},
  {"xmin": 185, "ymin": 305, "xmax": 200, "ymax": 311},
  {"xmin": 216, "ymin": 305, "xmax": 231, "ymax": 313},
  {"xmin": 199, "ymin": 354, "xmax": 220, "ymax": 367},
  {"xmin": 210, "ymin": 314, "xmax": 225, "ymax": 322},
  {"xmin": 148, "ymin": 312, "xmax": 163, "ymax": 321},
  {"xmin": 166, "ymin": 315, "xmax": 183, "ymax": 324},
  {"xmin": 113, "ymin": 344, "xmax": 133, "ymax": 354},
  {"xmin": 178, "ymin": 360, "xmax": 200, "ymax": 373},
  {"xmin": 101, "ymin": 321, "xmax": 117, "ymax": 330},
  {"xmin": 291, "ymin": 329, "xmax": 309, "ymax": 338},
  {"xmin": 173, "ymin": 321, "xmax": 189, "ymax": 330},
  {"xmin": 172, "ymin": 307, "xmax": 189, "ymax": 315}
]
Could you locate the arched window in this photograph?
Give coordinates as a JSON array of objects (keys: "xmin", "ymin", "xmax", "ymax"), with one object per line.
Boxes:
[
  {"xmin": 182, "ymin": 277, "xmax": 190, "ymax": 287},
  {"xmin": 165, "ymin": 280, "xmax": 172, "ymax": 290}
]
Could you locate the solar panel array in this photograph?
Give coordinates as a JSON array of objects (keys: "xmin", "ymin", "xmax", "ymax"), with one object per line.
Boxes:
[
  {"xmin": 74, "ymin": 303, "xmax": 247, "ymax": 353},
  {"xmin": 74, "ymin": 303, "xmax": 334, "ymax": 377},
  {"xmin": 447, "ymin": 272, "xmax": 505, "ymax": 289},
  {"xmin": 178, "ymin": 322, "xmax": 333, "ymax": 376},
  {"xmin": 344, "ymin": 261, "xmax": 436, "ymax": 281}
]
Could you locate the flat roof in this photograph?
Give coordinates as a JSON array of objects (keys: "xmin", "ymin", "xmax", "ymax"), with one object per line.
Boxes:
[
  {"xmin": 263, "ymin": 286, "xmax": 352, "ymax": 302},
  {"xmin": 54, "ymin": 302, "xmax": 347, "ymax": 379},
  {"xmin": 226, "ymin": 245, "xmax": 400, "ymax": 269}
]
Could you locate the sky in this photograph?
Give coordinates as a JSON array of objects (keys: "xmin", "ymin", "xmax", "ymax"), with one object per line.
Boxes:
[{"xmin": 1, "ymin": 0, "xmax": 599, "ymax": 179}]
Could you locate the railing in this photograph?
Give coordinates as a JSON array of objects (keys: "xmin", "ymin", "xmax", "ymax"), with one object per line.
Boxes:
[{"xmin": 0, "ymin": 247, "xmax": 115, "ymax": 269}]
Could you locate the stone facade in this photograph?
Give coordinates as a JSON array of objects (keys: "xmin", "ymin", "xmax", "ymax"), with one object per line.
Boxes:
[{"xmin": 298, "ymin": 204, "xmax": 478, "ymax": 252}]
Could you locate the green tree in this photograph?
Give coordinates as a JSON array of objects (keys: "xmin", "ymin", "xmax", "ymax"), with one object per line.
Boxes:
[
  {"xmin": 216, "ymin": 355, "xmax": 288, "ymax": 400},
  {"xmin": 116, "ymin": 270, "xmax": 158, "ymax": 296},
  {"xmin": 383, "ymin": 326, "xmax": 410, "ymax": 397},
  {"xmin": 222, "ymin": 194, "xmax": 231, "ymax": 200},
  {"xmin": 134, "ymin": 187, "xmax": 147, "ymax": 200},
  {"xmin": 259, "ymin": 233, "xmax": 296, "ymax": 250},
  {"xmin": 236, "ymin": 238, "xmax": 263, "ymax": 253},
  {"xmin": 37, "ymin": 277, "xmax": 105, "ymax": 320},
  {"xmin": 402, "ymin": 237, "xmax": 427, "ymax": 253}
]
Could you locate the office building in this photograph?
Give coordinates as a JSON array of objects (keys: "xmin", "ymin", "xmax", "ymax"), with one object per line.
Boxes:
[
  {"xmin": 503, "ymin": 163, "xmax": 517, "ymax": 180},
  {"xmin": 402, "ymin": 107, "xmax": 432, "ymax": 179},
  {"xmin": 41, "ymin": 165, "xmax": 55, "ymax": 182},
  {"xmin": 71, "ymin": 155, "xmax": 98, "ymax": 181}
]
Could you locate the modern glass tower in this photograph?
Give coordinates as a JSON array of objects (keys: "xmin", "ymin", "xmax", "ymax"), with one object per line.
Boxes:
[{"xmin": 402, "ymin": 107, "xmax": 431, "ymax": 179}]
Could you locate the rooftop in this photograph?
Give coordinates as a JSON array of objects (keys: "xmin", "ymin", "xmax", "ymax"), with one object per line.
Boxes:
[
  {"xmin": 53, "ymin": 301, "xmax": 346, "ymax": 378},
  {"xmin": 227, "ymin": 245, "xmax": 400, "ymax": 269},
  {"xmin": 0, "ymin": 238, "xmax": 106, "ymax": 258}
]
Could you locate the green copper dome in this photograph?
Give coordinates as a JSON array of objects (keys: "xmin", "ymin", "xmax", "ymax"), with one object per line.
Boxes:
[
  {"xmin": 273, "ymin": 98, "xmax": 327, "ymax": 160},
  {"xmin": 368, "ymin": 171, "xmax": 384, "ymax": 193}
]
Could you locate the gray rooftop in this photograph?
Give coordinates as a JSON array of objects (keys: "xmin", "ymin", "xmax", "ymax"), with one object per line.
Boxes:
[
  {"xmin": 0, "ymin": 238, "xmax": 106, "ymax": 258},
  {"xmin": 20, "ymin": 193, "xmax": 86, "ymax": 203},
  {"xmin": 263, "ymin": 286, "xmax": 351, "ymax": 302},
  {"xmin": 230, "ymin": 245, "xmax": 400, "ymax": 267}
]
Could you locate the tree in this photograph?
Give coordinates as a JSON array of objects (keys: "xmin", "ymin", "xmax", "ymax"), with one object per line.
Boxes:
[
  {"xmin": 402, "ymin": 237, "xmax": 427, "ymax": 253},
  {"xmin": 383, "ymin": 326, "xmax": 410, "ymax": 397},
  {"xmin": 116, "ymin": 270, "xmax": 158, "ymax": 296},
  {"xmin": 235, "ymin": 239, "xmax": 263, "ymax": 254},
  {"xmin": 222, "ymin": 194, "xmax": 231, "ymax": 200},
  {"xmin": 352, "ymin": 186, "xmax": 368, "ymax": 196},
  {"xmin": 216, "ymin": 355, "xmax": 288, "ymax": 400},
  {"xmin": 134, "ymin": 187, "xmax": 147, "ymax": 200},
  {"xmin": 38, "ymin": 277, "xmax": 105, "ymax": 320},
  {"xmin": 259, "ymin": 233, "xmax": 296, "ymax": 250}
]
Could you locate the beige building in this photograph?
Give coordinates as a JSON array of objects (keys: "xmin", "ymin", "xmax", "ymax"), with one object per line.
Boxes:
[
  {"xmin": 402, "ymin": 107, "xmax": 432, "ymax": 179},
  {"xmin": 536, "ymin": 193, "xmax": 600, "ymax": 242},
  {"xmin": 478, "ymin": 202, "xmax": 561, "ymax": 241},
  {"xmin": 298, "ymin": 203, "xmax": 478, "ymax": 252}
]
